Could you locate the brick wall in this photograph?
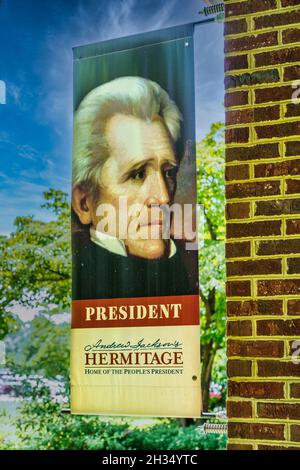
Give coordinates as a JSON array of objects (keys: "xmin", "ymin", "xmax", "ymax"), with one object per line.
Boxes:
[{"xmin": 224, "ymin": 0, "xmax": 300, "ymax": 450}]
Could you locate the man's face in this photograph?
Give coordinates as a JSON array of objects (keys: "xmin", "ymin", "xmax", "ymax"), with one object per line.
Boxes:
[{"xmin": 90, "ymin": 113, "xmax": 179, "ymax": 259}]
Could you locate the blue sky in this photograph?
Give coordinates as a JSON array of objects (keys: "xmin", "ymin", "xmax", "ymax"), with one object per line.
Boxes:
[{"xmin": 0, "ymin": 0, "xmax": 224, "ymax": 235}]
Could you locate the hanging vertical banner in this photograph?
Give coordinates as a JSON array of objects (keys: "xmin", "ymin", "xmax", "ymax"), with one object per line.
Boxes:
[{"xmin": 71, "ymin": 24, "xmax": 201, "ymax": 417}]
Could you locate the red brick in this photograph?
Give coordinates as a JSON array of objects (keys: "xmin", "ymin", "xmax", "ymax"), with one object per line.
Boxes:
[
  {"xmin": 226, "ymin": 127, "xmax": 249, "ymax": 144},
  {"xmin": 284, "ymin": 65, "xmax": 300, "ymax": 81},
  {"xmin": 255, "ymin": 85, "xmax": 292, "ymax": 103},
  {"xmin": 283, "ymin": 28, "xmax": 300, "ymax": 44},
  {"xmin": 256, "ymin": 239, "xmax": 300, "ymax": 255},
  {"xmin": 258, "ymin": 279, "xmax": 300, "ymax": 296},
  {"xmin": 226, "ymin": 106, "xmax": 279, "ymax": 125},
  {"xmin": 255, "ymin": 122, "xmax": 300, "ymax": 139},
  {"xmin": 227, "ymin": 320, "xmax": 252, "ymax": 336},
  {"xmin": 291, "ymin": 425, "xmax": 300, "ymax": 442},
  {"xmin": 288, "ymin": 258, "xmax": 300, "ymax": 274},
  {"xmin": 225, "ymin": 164, "xmax": 249, "ymax": 181},
  {"xmin": 224, "ymin": 0, "xmax": 300, "ymax": 447},
  {"xmin": 289, "ymin": 339, "xmax": 300, "ymax": 356},
  {"xmin": 227, "ymin": 220, "xmax": 281, "ymax": 238},
  {"xmin": 227, "ymin": 400, "xmax": 253, "ymax": 418},
  {"xmin": 255, "ymin": 10, "xmax": 300, "ymax": 29},
  {"xmin": 258, "ymin": 444, "xmax": 300, "ymax": 450},
  {"xmin": 286, "ymin": 219, "xmax": 300, "ymax": 234},
  {"xmin": 225, "ymin": 0, "xmax": 277, "ymax": 17},
  {"xmin": 226, "ymin": 69, "xmax": 280, "ymax": 90},
  {"xmin": 226, "ymin": 202, "xmax": 250, "ymax": 219},
  {"xmin": 255, "ymin": 47, "xmax": 300, "ymax": 67},
  {"xmin": 227, "ymin": 299, "xmax": 283, "ymax": 316},
  {"xmin": 226, "ymin": 109, "xmax": 252, "ymax": 125},
  {"xmin": 253, "ymin": 105, "xmax": 280, "ymax": 122},
  {"xmin": 257, "ymin": 319, "xmax": 300, "ymax": 336},
  {"xmin": 226, "ymin": 281, "xmax": 251, "ymax": 297},
  {"xmin": 258, "ymin": 360, "xmax": 300, "ymax": 377},
  {"xmin": 255, "ymin": 159, "xmax": 300, "ymax": 178},
  {"xmin": 228, "ymin": 422, "xmax": 284, "ymax": 441},
  {"xmin": 255, "ymin": 200, "xmax": 290, "ymax": 216},
  {"xmin": 225, "ymin": 90, "xmax": 249, "ymax": 107},
  {"xmin": 227, "ymin": 359, "xmax": 253, "ymax": 377},
  {"xmin": 282, "ymin": 0, "xmax": 300, "ymax": 7},
  {"xmin": 228, "ymin": 444, "xmax": 254, "ymax": 450},
  {"xmin": 225, "ymin": 54, "xmax": 248, "ymax": 72},
  {"xmin": 225, "ymin": 32, "xmax": 278, "ymax": 53},
  {"xmin": 286, "ymin": 179, "xmax": 300, "ymax": 194},
  {"xmin": 226, "ymin": 181, "xmax": 281, "ymax": 198},
  {"xmin": 288, "ymin": 300, "xmax": 300, "ymax": 315},
  {"xmin": 227, "ymin": 259, "xmax": 282, "ymax": 276},
  {"xmin": 224, "ymin": 19, "xmax": 248, "ymax": 36},
  {"xmin": 227, "ymin": 340, "xmax": 284, "ymax": 357},
  {"xmin": 226, "ymin": 241, "xmax": 251, "ymax": 258},
  {"xmin": 226, "ymin": 143, "xmax": 279, "ymax": 162},
  {"xmin": 285, "ymin": 103, "xmax": 300, "ymax": 118},
  {"xmin": 257, "ymin": 402, "xmax": 300, "ymax": 419},
  {"xmin": 228, "ymin": 381, "xmax": 284, "ymax": 399},
  {"xmin": 289, "ymin": 200, "xmax": 300, "ymax": 217},
  {"xmin": 290, "ymin": 383, "xmax": 300, "ymax": 398},
  {"xmin": 255, "ymin": 199, "xmax": 300, "ymax": 216},
  {"xmin": 286, "ymin": 141, "xmax": 300, "ymax": 157}
]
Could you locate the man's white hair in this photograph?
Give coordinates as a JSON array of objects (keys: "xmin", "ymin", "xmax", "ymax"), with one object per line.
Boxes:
[{"xmin": 72, "ymin": 76, "xmax": 182, "ymax": 199}]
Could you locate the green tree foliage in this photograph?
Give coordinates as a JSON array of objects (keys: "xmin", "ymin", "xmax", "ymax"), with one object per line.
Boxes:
[
  {"xmin": 6, "ymin": 315, "xmax": 70, "ymax": 378},
  {"xmin": 0, "ymin": 189, "xmax": 71, "ymax": 338},
  {"xmin": 197, "ymin": 122, "xmax": 226, "ymax": 411}
]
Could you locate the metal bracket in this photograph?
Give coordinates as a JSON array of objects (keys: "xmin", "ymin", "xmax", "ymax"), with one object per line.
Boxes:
[
  {"xmin": 198, "ymin": 2, "xmax": 224, "ymax": 16},
  {"xmin": 201, "ymin": 411, "xmax": 227, "ymax": 420},
  {"xmin": 200, "ymin": 411, "xmax": 228, "ymax": 435},
  {"xmin": 203, "ymin": 422, "xmax": 228, "ymax": 434},
  {"xmin": 198, "ymin": 2, "xmax": 225, "ymax": 23}
]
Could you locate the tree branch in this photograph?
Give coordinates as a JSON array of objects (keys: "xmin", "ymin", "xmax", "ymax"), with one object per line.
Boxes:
[
  {"xmin": 199, "ymin": 286, "xmax": 212, "ymax": 326},
  {"xmin": 205, "ymin": 210, "xmax": 217, "ymax": 241},
  {"xmin": 46, "ymin": 268, "xmax": 70, "ymax": 280}
]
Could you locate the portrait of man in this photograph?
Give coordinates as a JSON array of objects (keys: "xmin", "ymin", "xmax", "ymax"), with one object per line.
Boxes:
[{"xmin": 72, "ymin": 76, "xmax": 197, "ymax": 300}]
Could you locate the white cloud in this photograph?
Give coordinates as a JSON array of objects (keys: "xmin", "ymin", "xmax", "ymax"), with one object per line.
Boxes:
[
  {"xmin": 8, "ymin": 84, "xmax": 21, "ymax": 106},
  {"xmin": 38, "ymin": 0, "xmax": 177, "ymax": 137},
  {"xmin": 8, "ymin": 303, "xmax": 70, "ymax": 324},
  {"xmin": 17, "ymin": 144, "xmax": 40, "ymax": 161},
  {"xmin": 9, "ymin": 304, "xmax": 41, "ymax": 322},
  {"xmin": 0, "ymin": 177, "xmax": 54, "ymax": 235}
]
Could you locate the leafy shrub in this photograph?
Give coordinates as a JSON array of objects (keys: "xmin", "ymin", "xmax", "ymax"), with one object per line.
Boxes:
[
  {"xmin": 16, "ymin": 412, "xmax": 226, "ymax": 451},
  {"xmin": 10, "ymin": 381, "xmax": 226, "ymax": 450}
]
